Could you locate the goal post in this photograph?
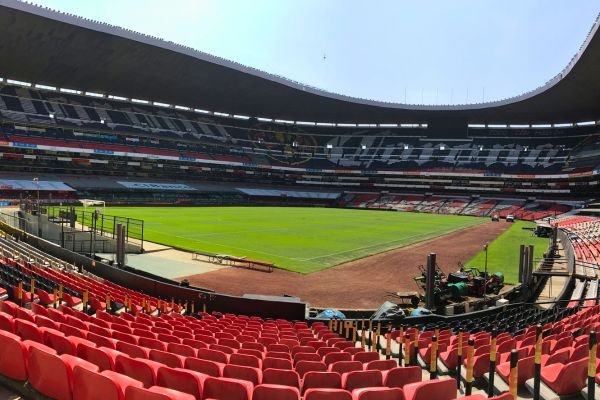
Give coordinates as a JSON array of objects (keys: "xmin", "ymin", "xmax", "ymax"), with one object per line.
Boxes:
[{"xmin": 79, "ymin": 199, "xmax": 106, "ymax": 214}]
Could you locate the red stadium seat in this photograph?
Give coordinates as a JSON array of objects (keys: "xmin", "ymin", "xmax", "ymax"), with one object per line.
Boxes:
[
  {"xmin": 156, "ymin": 366, "xmax": 207, "ymax": 399},
  {"xmin": 77, "ymin": 343, "xmax": 121, "ymax": 371},
  {"xmin": 43, "ymin": 328, "xmax": 76, "ymax": 355},
  {"xmin": 382, "ymin": 366, "xmax": 422, "ymax": 389},
  {"xmin": 296, "ymin": 360, "xmax": 328, "ymax": 378},
  {"xmin": 211, "ymin": 343, "xmax": 236, "ymax": 354},
  {"xmin": 364, "ymin": 359, "xmax": 397, "ymax": 371},
  {"xmin": 263, "ymin": 357, "xmax": 293, "ymax": 370},
  {"xmin": 253, "ymin": 383, "xmax": 301, "ymax": 400},
  {"xmin": 342, "ymin": 370, "xmax": 383, "ymax": 392},
  {"xmin": 197, "ymin": 347, "xmax": 229, "ymax": 364},
  {"xmin": 0, "ymin": 311, "xmax": 15, "ymax": 333},
  {"xmin": 353, "ymin": 352, "xmax": 380, "ymax": 364},
  {"xmin": 36, "ymin": 288, "xmax": 56, "ymax": 306},
  {"xmin": 541, "ymin": 347, "xmax": 570, "ymax": 367},
  {"xmin": 242, "ymin": 341, "xmax": 265, "ymax": 352},
  {"xmin": 134, "ymin": 329, "xmax": 157, "ymax": 339},
  {"xmin": 182, "ymin": 338, "xmax": 208, "ymax": 350},
  {"xmin": 294, "ymin": 352, "xmax": 322, "ymax": 365},
  {"xmin": 15, "ymin": 307, "xmax": 35, "ymax": 323},
  {"xmin": 267, "ymin": 350, "xmax": 292, "ymax": 360},
  {"xmin": 329, "ymin": 361, "xmax": 364, "ymax": 374},
  {"xmin": 0, "ymin": 301, "xmax": 18, "ymax": 317},
  {"xmin": 402, "ymin": 378, "xmax": 457, "ymax": 400},
  {"xmin": 223, "ymin": 363, "xmax": 263, "ymax": 385},
  {"xmin": 185, "ymin": 357, "xmax": 225, "ymax": 377},
  {"xmin": 496, "ymin": 355, "xmax": 535, "ymax": 386},
  {"xmin": 47, "ymin": 307, "xmax": 67, "ymax": 324},
  {"xmin": 268, "ymin": 343, "xmax": 291, "ymax": 353},
  {"xmin": 167, "ymin": 342, "xmax": 197, "ymax": 357},
  {"xmin": 61, "ymin": 320, "xmax": 88, "ymax": 338},
  {"xmin": 540, "ymin": 358, "xmax": 587, "ymax": 395},
  {"xmin": 89, "ymin": 323, "xmax": 112, "ymax": 338},
  {"xmin": 202, "ymin": 376, "xmax": 253, "ymax": 400},
  {"xmin": 89, "ymin": 329, "xmax": 118, "ymax": 348},
  {"xmin": 263, "ymin": 368, "xmax": 300, "ymax": 388},
  {"xmin": 116, "ymin": 341, "xmax": 150, "ymax": 359},
  {"xmin": 325, "ymin": 352, "xmax": 352, "ymax": 365},
  {"xmin": 157, "ymin": 333, "xmax": 181, "ymax": 344},
  {"xmin": 65, "ymin": 314, "xmax": 89, "ymax": 331},
  {"xmin": 27, "ymin": 343, "xmax": 99, "ymax": 400},
  {"xmin": 302, "ymin": 371, "xmax": 343, "ymax": 394},
  {"xmin": 238, "ymin": 348, "xmax": 263, "ymax": 359},
  {"xmin": 230, "ymin": 352, "xmax": 262, "ymax": 368},
  {"xmin": 115, "ymin": 355, "xmax": 163, "ymax": 388},
  {"xmin": 292, "ymin": 345, "xmax": 317, "ymax": 357},
  {"xmin": 125, "ymin": 385, "xmax": 196, "ymax": 400},
  {"xmin": 35, "ymin": 315, "xmax": 60, "ymax": 330},
  {"xmin": 72, "ymin": 366, "xmax": 143, "ymax": 400},
  {"xmin": 0, "ymin": 330, "xmax": 28, "ymax": 380},
  {"xmin": 304, "ymin": 388, "xmax": 353, "ymax": 400},
  {"xmin": 352, "ymin": 387, "xmax": 405, "ymax": 400},
  {"xmin": 15, "ymin": 318, "xmax": 43, "ymax": 342},
  {"xmin": 219, "ymin": 337, "xmax": 241, "ymax": 350},
  {"xmin": 111, "ymin": 331, "xmax": 138, "ymax": 345},
  {"xmin": 62, "ymin": 292, "xmax": 82, "ymax": 307},
  {"xmin": 139, "ymin": 337, "xmax": 167, "ymax": 351},
  {"xmin": 149, "ymin": 349, "xmax": 185, "ymax": 368}
]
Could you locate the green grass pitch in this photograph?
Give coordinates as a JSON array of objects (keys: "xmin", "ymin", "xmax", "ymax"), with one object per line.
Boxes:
[
  {"xmin": 94, "ymin": 207, "xmax": 486, "ymax": 274},
  {"xmin": 465, "ymin": 220, "xmax": 549, "ymax": 284}
]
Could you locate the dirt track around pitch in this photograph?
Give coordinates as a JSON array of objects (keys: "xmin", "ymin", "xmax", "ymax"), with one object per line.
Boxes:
[{"xmin": 178, "ymin": 221, "xmax": 510, "ymax": 309}]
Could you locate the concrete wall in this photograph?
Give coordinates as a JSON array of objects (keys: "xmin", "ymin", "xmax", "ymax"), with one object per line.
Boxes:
[{"xmin": 19, "ymin": 212, "xmax": 140, "ymax": 254}]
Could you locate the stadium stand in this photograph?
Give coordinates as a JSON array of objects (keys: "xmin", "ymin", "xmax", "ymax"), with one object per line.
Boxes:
[{"xmin": 0, "ymin": 80, "xmax": 599, "ymax": 206}]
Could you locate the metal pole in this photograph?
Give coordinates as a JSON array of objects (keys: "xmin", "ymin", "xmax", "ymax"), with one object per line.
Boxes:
[
  {"xmin": 385, "ymin": 325, "xmax": 392, "ymax": 360},
  {"xmin": 509, "ymin": 349, "xmax": 519, "ymax": 399},
  {"xmin": 430, "ymin": 335, "xmax": 438, "ymax": 379},
  {"xmin": 33, "ymin": 177, "xmax": 41, "ymax": 237},
  {"xmin": 426, "ymin": 253, "xmax": 436, "ymax": 310},
  {"xmin": 533, "ymin": 324, "xmax": 542, "ymax": 400},
  {"xmin": 465, "ymin": 338, "xmax": 474, "ymax": 396},
  {"xmin": 397, "ymin": 326, "xmax": 404, "ymax": 365},
  {"xmin": 488, "ymin": 328, "xmax": 497, "ymax": 396},
  {"xmin": 368, "ymin": 319, "xmax": 373, "ymax": 351},
  {"xmin": 456, "ymin": 330, "xmax": 463, "ymax": 389},
  {"xmin": 589, "ymin": 331, "xmax": 597, "ymax": 400},
  {"xmin": 91, "ymin": 212, "xmax": 96, "ymax": 258},
  {"xmin": 411, "ymin": 329, "xmax": 418, "ymax": 366},
  {"xmin": 403, "ymin": 333, "xmax": 410, "ymax": 366},
  {"xmin": 484, "ymin": 242, "xmax": 489, "ymax": 296}
]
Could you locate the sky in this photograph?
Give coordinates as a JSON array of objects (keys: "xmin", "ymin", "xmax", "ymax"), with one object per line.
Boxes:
[{"xmin": 31, "ymin": 0, "xmax": 600, "ymax": 105}]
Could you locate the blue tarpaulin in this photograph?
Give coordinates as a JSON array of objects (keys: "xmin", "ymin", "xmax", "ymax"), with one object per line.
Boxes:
[
  {"xmin": 316, "ymin": 309, "xmax": 346, "ymax": 320},
  {"xmin": 410, "ymin": 308, "xmax": 432, "ymax": 317}
]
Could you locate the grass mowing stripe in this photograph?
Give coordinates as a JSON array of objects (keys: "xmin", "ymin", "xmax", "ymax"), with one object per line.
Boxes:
[
  {"xmin": 465, "ymin": 220, "xmax": 549, "ymax": 284},
  {"xmin": 297, "ymin": 220, "xmax": 479, "ymax": 262},
  {"xmin": 72, "ymin": 206, "xmax": 487, "ymax": 274}
]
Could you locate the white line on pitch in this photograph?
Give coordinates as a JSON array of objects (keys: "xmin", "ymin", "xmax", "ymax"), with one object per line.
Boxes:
[{"xmin": 296, "ymin": 222, "xmax": 478, "ymax": 262}]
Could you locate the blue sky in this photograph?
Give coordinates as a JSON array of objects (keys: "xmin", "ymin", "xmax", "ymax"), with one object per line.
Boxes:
[{"xmin": 32, "ymin": 0, "xmax": 600, "ymax": 105}]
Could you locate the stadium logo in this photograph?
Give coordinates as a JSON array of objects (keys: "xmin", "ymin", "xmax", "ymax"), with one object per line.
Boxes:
[{"xmin": 248, "ymin": 124, "xmax": 317, "ymax": 166}]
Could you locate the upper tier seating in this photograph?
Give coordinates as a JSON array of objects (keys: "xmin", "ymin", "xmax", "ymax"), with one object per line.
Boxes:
[{"xmin": 0, "ymin": 83, "xmax": 592, "ymax": 177}]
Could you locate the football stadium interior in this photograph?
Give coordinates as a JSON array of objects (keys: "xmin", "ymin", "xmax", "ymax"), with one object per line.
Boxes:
[{"xmin": 0, "ymin": 1, "xmax": 599, "ymax": 399}]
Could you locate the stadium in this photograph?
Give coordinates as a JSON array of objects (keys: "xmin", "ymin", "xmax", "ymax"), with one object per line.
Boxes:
[{"xmin": 0, "ymin": 1, "xmax": 598, "ymax": 399}]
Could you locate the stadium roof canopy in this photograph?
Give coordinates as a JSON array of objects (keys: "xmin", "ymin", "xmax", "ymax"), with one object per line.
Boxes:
[{"xmin": 0, "ymin": 0, "xmax": 599, "ymax": 126}]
